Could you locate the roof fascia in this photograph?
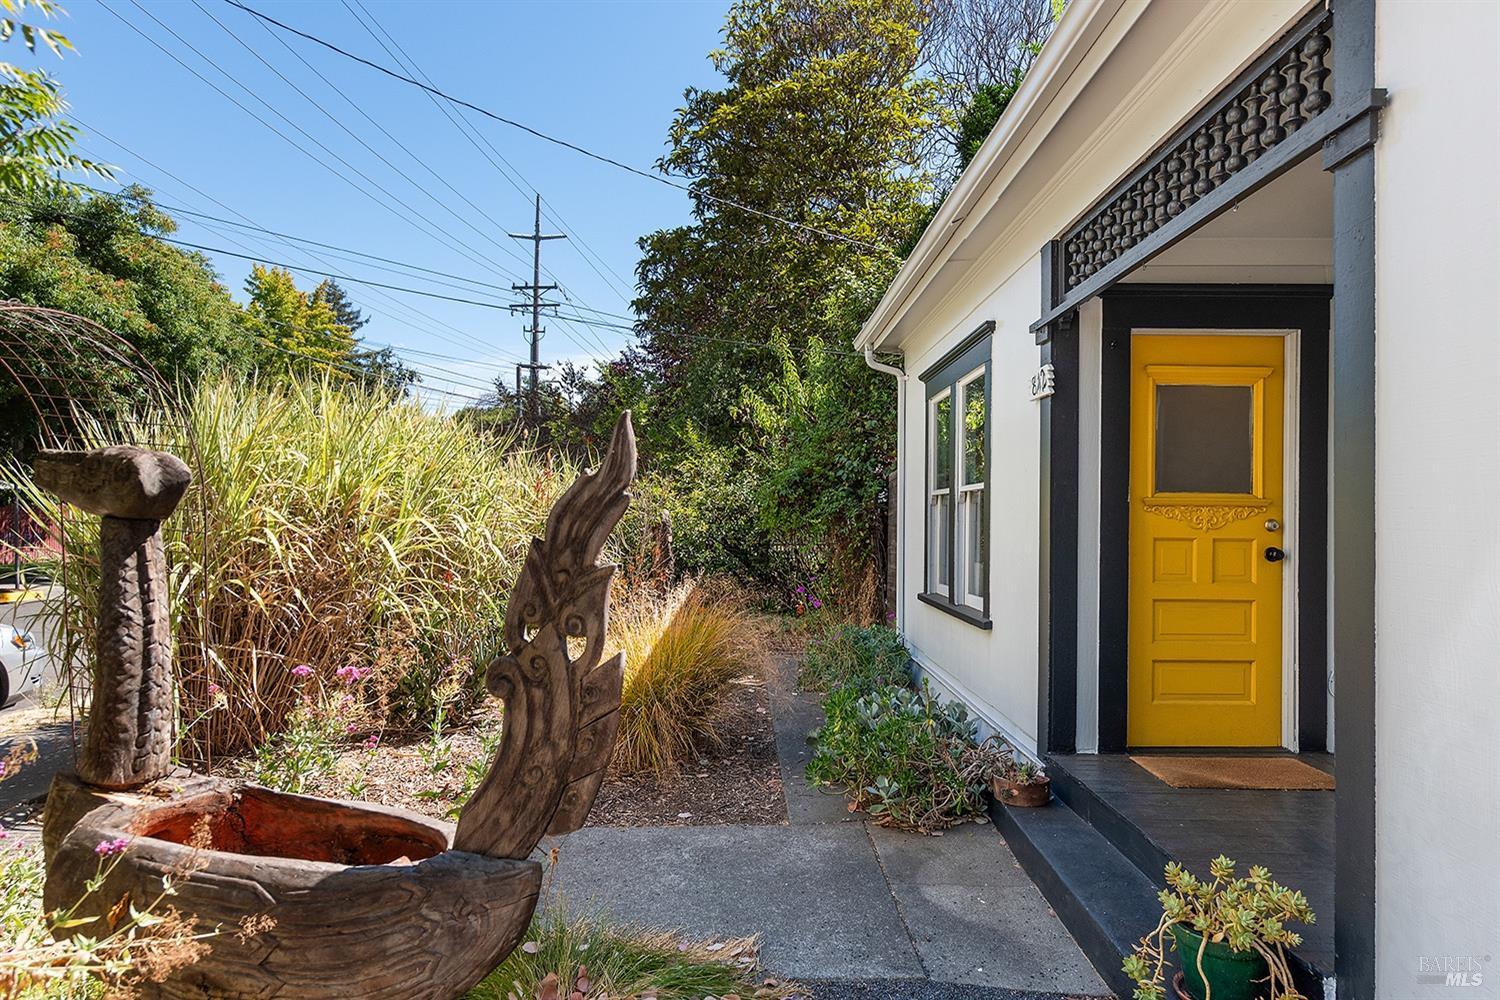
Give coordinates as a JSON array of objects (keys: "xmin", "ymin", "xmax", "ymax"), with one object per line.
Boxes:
[{"xmin": 854, "ymin": 0, "xmax": 1129, "ymax": 352}]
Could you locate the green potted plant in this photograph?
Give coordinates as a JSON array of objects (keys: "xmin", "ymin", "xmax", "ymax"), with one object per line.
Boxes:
[
  {"xmin": 988, "ymin": 753, "xmax": 1051, "ymax": 807},
  {"xmin": 1123, "ymin": 855, "xmax": 1315, "ymax": 1000}
]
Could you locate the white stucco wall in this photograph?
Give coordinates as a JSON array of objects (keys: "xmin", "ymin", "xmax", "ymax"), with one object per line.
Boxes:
[
  {"xmin": 886, "ymin": 0, "xmax": 1315, "ymax": 758},
  {"xmin": 900, "ymin": 255, "xmax": 1044, "ymax": 754},
  {"xmin": 1374, "ymin": 2, "xmax": 1500, "ymax": 996}
]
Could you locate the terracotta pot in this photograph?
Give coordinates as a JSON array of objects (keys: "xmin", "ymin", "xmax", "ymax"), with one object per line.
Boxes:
[{"xmin": 990, "ymin": 773, "xmax": 1051, "ymax": 807}]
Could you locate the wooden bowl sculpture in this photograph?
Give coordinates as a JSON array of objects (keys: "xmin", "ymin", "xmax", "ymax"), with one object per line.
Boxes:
[{"xmin": 40, "ymin": 414, "xmax": 638, "ymax": 999}]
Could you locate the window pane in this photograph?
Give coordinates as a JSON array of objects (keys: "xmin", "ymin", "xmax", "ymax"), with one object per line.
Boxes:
[
  {"xmin": 963, "ymin": 374, "xmax": 986, "ymax": 486},
  {"xmin": 929, "ymin": 494, "xmax": 951, "ymax": 590},
  {"xmin": 965, "ymin": 491, "xmax": 986, "ymax": 601},
  {"xmin": 1154, "ymin": 384, "xmax": 1254, "ymax": 494},
  {"xmin": 933, "ymin": 394, "xmax": 953, "ymax": 490}
]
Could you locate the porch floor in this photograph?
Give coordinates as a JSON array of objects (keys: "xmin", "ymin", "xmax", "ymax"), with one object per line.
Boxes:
[{"xmin": 1047, "ymin": 752, "xmax": 1334, "ymax": 977}]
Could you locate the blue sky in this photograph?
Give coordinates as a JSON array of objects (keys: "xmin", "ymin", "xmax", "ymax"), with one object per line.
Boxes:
[{"xmin": 33, "ymin": 0, "xmax": 733, "ymax": 406}]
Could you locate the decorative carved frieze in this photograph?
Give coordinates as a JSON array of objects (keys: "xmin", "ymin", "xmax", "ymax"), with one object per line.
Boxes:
[
  {"xmin": 1061, "ymin": 15, "xmax": 1333, "ymax": 291},
  {"xmin": 1141, "ymin": 498, "xmax": 1270, "ymax": 533}
]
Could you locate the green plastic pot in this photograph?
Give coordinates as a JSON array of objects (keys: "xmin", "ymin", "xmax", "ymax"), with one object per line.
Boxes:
[{"xmin": 1169, "ymin": 924, "xmax": 1269, "ymax": 1000}]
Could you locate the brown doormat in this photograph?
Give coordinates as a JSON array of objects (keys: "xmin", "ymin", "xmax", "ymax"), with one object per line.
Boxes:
[{"xmin": 1130, "ymin": 755, "xmax": 1335, "ymax": 790}]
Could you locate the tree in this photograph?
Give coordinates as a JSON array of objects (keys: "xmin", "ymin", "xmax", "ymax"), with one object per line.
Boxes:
[
  {"xmin": 0, "ymin": 0, "xmax": 111, "ymax": 195},
  {"xmin": 242, "ymin": 265, "xmax": 357, "ymax": 376},
  {"xmin": 623, "ymin": 0, "xmax": 940, "ymax": 601},
  {"xmin": 633, "ymin": 0, "xmax": 940, "ymax": 457},
  {"xmin": 0, "ymin": 185, "xmax": 255, "ymax": 453},
  {"xmin": 920, "ymin": 0, "xmax": 1054, "ymax": 179},
  {"xmin": 348, "ymin": 345, "xmax": 418, "ymax": 394},
  {"xmin": 311, "ymin": 278, "xmax": 368, "ymax": 333}
]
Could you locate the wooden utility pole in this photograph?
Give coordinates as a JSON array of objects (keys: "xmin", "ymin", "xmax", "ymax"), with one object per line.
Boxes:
[{"xmin": 508, "ymin": 195, "xmax": 566, "ymax": 425}]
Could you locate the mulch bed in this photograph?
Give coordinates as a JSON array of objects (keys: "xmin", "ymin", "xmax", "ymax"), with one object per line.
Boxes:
[
  {"xmin": 586, "ymin": 672, "xmax": 787, "ymax": 828},
  {"xmin": 220, "ymin": 670, "xmax": 788, "ymax": 829}
]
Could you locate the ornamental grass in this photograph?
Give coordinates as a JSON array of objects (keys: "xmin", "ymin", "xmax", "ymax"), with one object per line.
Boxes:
[
  {"xmin": 465, "ymin": 901, "xmax": 762, "ymax": 1000},
  {"xmin": 608, "ymin": 583, "xmax": 768, "ymax": 776},
  {"xmin": 10, "ymin": 375, "xmax": 652, "ymax": 762}
]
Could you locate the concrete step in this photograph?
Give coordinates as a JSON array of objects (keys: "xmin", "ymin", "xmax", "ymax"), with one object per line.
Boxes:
[{"xmin": 990, "ymin": 796, "xmax": 1157, "ymax": 1000}]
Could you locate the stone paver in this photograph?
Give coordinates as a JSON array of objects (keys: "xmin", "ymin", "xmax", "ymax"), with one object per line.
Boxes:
[{"xmin": 544, "ymin": 656, "xmax": 1113, "ymax": 998}]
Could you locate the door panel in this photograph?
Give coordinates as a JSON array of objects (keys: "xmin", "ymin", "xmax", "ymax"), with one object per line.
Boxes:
[{"xmin": 1128, "ymin": 334, "xmax": 1285, "ymax": 747}]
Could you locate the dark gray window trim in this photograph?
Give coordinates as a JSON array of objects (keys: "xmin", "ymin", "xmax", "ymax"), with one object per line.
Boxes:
[{"xmin": 921, "ymin": 320, "xmax": 994, "ymax": 628}]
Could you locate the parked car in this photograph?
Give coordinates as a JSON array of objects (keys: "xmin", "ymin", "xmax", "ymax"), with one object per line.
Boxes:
[{"xmin": 1, "ymin": 623, "xmax": 44, "ymax": 708}]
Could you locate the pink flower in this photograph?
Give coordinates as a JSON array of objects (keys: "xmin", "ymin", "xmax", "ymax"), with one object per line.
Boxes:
[
  {"xmin": 94, "ymin": 837, "xmax": 130, "ymax": 857},
  {"xmin": 207, "ymin": 682, "xmax": 221, "ymax": 695},
  {"xmin": 345, "ymin": 722, "xmax": 358, "ymax": 735},
  {"xmin": 363, "ymin": 734, "xmax": 380, "ymax": 751},
  {"xmin": 335, "ymin": 665, "xmax": 367, "ymax": 685},
  {"xmin": 290, "ymin": 664, "xmax": 314, "ymax": 680}
]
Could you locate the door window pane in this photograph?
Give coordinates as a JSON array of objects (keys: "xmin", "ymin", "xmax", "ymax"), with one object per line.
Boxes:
[
  {"xmin": 932, "ymin": 394, "xmax": 953, "ymax": 491},
  {"xmin": 962, "ymin": 374, "xmax": 986, "ymax": 486},
  {"xmin": 1154, "ymin": 384, "xmax": 1254, "ymax": 494}
]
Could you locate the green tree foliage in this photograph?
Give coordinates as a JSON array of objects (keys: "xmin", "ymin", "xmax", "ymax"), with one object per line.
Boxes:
[
  {"xmin": 955, "ymin": 73, "xmax": 1024, "ymax": 169},
  {"xmin": 241, "ymin": 264, "xmax": 358, "ymax": 376},
  {"xmin": 619, "ymin": 0, "xmax": 941, "ymax": 605},
  {"xmin": 633, "ymin": 0, "xmax": 939, "ymax": 454},
  {"xmin": 0, "ymin": 186, "xmax": 254, "ymax": 452},
  {"xmin": 0, "ymin": 187, "xmax": 254, "ymax": 374},
  {"xmin": 0, "ymin": 0, "xmax": 111, "ymax": 195},
  {"xmin": 311, "ymin": 278, "xmax": 368, "ymax": 333}
]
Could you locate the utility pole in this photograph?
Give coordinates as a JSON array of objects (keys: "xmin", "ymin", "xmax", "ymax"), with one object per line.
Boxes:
[{"xmin": 508, "ymin": 194, "xmax": 566, "ymax": 426}]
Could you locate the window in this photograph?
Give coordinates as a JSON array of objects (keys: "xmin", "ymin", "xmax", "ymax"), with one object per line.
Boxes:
[
  {"xmin": 1153, "ymin": 384, "xmax": 1254, "ymax": 494},
  {"xmin": 920, "ymin": 322, "xmax": 992, "ymax": 626}
]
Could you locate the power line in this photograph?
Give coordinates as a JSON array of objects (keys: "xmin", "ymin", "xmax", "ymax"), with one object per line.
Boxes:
[
  {"xmin": 222, "ymin": 0, "xmax": 896, "ymax": 256},
  {"xmin": 159, "ymin": 237, "xmax": 521, "ymax": 311},
  {"xmin": 57, "ymin": 137, "xmax": 528, "ymax": 362},
  {"xmin": 189, "ymin": 0, "xmax": 534, "ymax": 278},
  {"xmin": 63, "ymin": 178, "xmax": 567, "ymax": 303},
  {"xmin": 344, "ymin": 0, "xmax": 638, "ymax": 310},
  {"xmin": 333, "ymin": 0, "xmax": 617, "ymax": 359},
  {"xmin": 101, "ymin": 0, "xmax": 524, "ymax": 288}
]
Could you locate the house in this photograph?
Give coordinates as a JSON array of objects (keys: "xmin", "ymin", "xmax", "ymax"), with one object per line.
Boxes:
[{"xmin": 854, "ymin": 1, "xmax": 1497, "ymax": 997}]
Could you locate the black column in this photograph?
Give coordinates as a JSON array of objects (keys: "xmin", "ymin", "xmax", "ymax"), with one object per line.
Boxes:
[{"xmin": 1327, "ymin": 0, "xmax": 1378, "ymax": 994}]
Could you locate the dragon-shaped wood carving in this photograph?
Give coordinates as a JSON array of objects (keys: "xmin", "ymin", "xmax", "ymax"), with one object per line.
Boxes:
[{"xmin": 43, "ymin": 412, "xmax": 639, "ymax": 999}]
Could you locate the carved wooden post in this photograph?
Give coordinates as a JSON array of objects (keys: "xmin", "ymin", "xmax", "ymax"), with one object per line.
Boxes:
[{"xmin": 34, "ymin": 446, "xmax": 190, "ymax": 789}]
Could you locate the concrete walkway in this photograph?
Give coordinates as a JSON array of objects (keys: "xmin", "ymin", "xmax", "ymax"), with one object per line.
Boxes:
[{"xmin": 546, "ymin": 659, "xmax": 1112, "ymax": 999}]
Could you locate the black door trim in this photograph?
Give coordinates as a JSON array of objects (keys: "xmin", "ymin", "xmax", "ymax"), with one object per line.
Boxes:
[{"xmin": 1095, "ymin": 285, "xmax": 1331, "ymax": 754}]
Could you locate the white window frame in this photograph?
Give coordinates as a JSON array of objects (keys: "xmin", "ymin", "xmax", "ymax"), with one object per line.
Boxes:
[
  {"xmin": 954, "ymin": 367, "xmax": 988, "ymax": 611},
  {"xmin": 927, "ymin": 387, "xmax": 953, "ymax": 600},
  {"xmin": 919, "ymin": 320, "xmax": 992, "ymax": 629}
]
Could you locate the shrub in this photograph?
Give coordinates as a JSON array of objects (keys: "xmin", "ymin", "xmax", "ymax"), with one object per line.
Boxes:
[
  {"xmin": 807, "ymin": 682, "xmax": 997, "ymax": 831},
  {"xmin": 801, "ymin": 624, "xmax": 1006, "ymax": 832},
  {"xmin": 465, "ymin": 903, "xmax": 760, "ymax": 1000},
  {"xmin": 9, "ymin": 375, "xmax": 654, "ymax": 760},
  {"xmin": 798, "ymin": 623, "xmax": 910, "ymax": 694},
  {"xmin": 609, "ymin": 583, "xmax": 766, "ymax": 776}
]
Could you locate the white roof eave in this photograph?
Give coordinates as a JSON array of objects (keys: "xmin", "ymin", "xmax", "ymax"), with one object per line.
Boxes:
[{"xmin": 854, "ymin": 0, "xmax": 1126, "ymax": 353}]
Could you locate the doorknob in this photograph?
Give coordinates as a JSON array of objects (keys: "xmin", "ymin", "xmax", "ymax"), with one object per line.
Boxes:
[{"xmin": 1265, "ymin": 546, "xmax": 1287, "ymax": 563}]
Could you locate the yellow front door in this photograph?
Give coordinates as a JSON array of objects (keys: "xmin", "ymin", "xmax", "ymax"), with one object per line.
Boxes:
[{"xmin": 1128, "ymin": 334, "xmax": 1285, "ymax": 747}]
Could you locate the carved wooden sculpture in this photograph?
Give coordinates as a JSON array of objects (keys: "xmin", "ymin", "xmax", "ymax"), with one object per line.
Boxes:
[
  {"xmin": 43, "ymin": 413, "xmax": 638, "ymax": 1000},
  {"xmin": 34, "ymin": 446, "xmax": 191, "ymax": 789}
]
